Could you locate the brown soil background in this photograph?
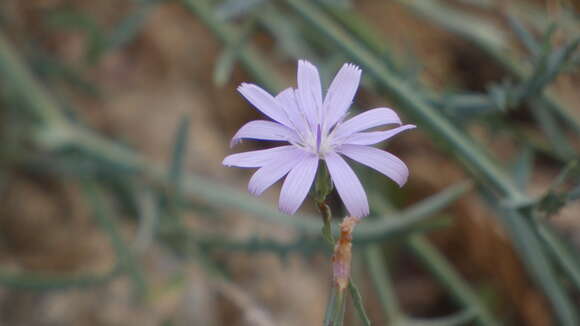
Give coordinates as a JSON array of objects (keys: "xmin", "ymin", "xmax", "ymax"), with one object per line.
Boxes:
[{"xmin": 0, "ymin": 0, "xmax": 579, "ymax": 325}]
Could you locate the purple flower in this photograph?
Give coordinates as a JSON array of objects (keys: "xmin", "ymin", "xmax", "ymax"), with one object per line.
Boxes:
[{"xmin": 223, "ymin": 60, "xmax": 415, "ymax": 218}]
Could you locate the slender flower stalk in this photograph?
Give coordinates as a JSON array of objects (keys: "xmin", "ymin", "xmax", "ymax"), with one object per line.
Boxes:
[{"xmin": 223, "ymin": 60, "xmax": 414, "ymax": 218}]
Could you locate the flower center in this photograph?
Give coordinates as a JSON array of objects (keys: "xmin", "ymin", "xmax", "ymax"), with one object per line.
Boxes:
[{"xmin": 297, "ymin": 123, "xmax": 334, "ymax": 157}]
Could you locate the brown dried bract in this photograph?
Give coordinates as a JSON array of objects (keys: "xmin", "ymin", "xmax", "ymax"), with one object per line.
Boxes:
[{"xmin": 332, "ymin": 216, "xmax": 359, "ymax": 292}]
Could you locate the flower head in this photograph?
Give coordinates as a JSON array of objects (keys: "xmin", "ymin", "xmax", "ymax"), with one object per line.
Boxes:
[{"xmin": 223, "ymin": 60, "xmax": 415, "ymax": 218}]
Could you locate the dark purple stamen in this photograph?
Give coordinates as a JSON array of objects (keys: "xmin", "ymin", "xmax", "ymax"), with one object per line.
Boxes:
[{"xmin": 316, "ymin": 124, "xmax": 322, "ymax": 152}]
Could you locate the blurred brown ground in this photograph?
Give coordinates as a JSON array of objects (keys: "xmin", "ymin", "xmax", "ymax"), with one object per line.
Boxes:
[{"xmin": 0, "ymin": 0, "xmax": 579, "ymax": 325}]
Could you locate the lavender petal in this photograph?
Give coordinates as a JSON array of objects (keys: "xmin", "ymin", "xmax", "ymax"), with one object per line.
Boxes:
[
  {"xmin": 333, "ymin": 108, "xmax": 402, "ymax": 142},
  {"xmin": 222, "ymin": 145, "xmax": 296, "ymax": 168},
  {"xmin": 275, "ymin": 88, "xmax": 308, "ymax": 135},
  {"xmin": 343, "ymin": 124, "xmax": 416, "ymax": 146},
  {"xmin": 324, "ymin": 152, "xmax": 369, "ymax": 218},
  {"xmin": 238, "ymin": 83, "xmax": 292, "ymax": 127},
  {"xmin": 248, "ymin": 148, "xmax": 307, "ymax": 196},
  {"xmin": 339, "ymin": 144, "xmax": 409, "ymax": 187},
  {"xmin": 279, "ymin": 153, "xmax": 319, "ymax": 215},
  {"xmin": 296, "ymin": 60, "xmax": 322, "ymax": 128},
  {"xmin": 230, "ymin": 120, "xmax": 300, "ymax": 147},
  {"xmin": 323, "ymin": 63, "xmax": 361, "ymax": 130}
]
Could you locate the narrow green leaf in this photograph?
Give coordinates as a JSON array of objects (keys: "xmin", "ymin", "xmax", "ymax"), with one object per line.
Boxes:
[
  {"xmin": 216, "ymin": 0, "xmax": 265, "ymax": 20},
  {"xmin": 354, "ymin": 182, "xmax": 471, "ymax": 244},
  {"xmin": 169, "ymin": 115, "xmax": 191, "ymax": 188},
  {"xmin": 530, "ymin": 103, "xmax": 576, "ymax": 161},
  {"xmin": 213, "ymin": 48, "xmax": 239, "ymax": 87},
  {"xmin": 258, "ymin": 6, "xmax": 322, "ymax": 61},
  {"xmin": 213, "ymin": 18, "xmax": 257, "ymax": 87},
  {"xmin": 0, "ymin": 32, "xmax": 67, "ymax": 126},
  {"xmin": 511, "ymin": 146, "xmax": 534, "ymax": 190},
  {"xmin": 332, "ymin": 289, "xmax": 347, "ymax": 326},
  {"xmin": 507, "ymin": 15, "xmax": 540, "ymax": 57},
  {"xmin": 537, "ymin": 222, "xmax": 580, "ymax": 292},
  {"xmin": 496, "ymin": 207, "xmax": 578, "ymax": 325},
  {"xmin": 349, "ymin": 281, "xmax": 372, "ymax": 326},
  {"xmin": 134, "ymin": 188, "xmax": 159, "ymax": 253},
  {"xmin": 323, "ymin": 288, "xmax": 336, "ymax": 326},
  {"xmin": 364, "ymin": 246, "xmax": 401, "ymax": 322}
]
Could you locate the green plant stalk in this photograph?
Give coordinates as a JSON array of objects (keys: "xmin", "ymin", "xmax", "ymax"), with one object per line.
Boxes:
[
  {"xmin": 348, "ymin": 280, "xmax": 371, "ymax": 326},
  {"xmin": 496, "ymin": 208, "xmax": 578, "ymax": 325},
  {"xmin": 537, "ymin": 222, "xmax": 580, "ymax": 291},
  {"xmin": 530, "ymin": 103, "xmax": 576, "ymax": 160},
  {"xmin": 319, "ymin": 201, "xmax": 335, "ymax": 245},
  {"xmin": 333, "ymin": 289, "xmax": 346, "ymax": 326},
  {"xmin": 0, "ymin": 33, "xmax": 65, "ymax": 127},
  {"xmin": 314, "ymin": 162, "xmax": 335, "ymax": 244},
  {"xmin": 323, "ymin": 285, "xmax": 346, "ymax": 326}
]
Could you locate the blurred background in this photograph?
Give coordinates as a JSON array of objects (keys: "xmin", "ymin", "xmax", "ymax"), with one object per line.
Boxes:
[{"xmin": 0, "ymin": 0, "xmax": 579, "ymax": 325}]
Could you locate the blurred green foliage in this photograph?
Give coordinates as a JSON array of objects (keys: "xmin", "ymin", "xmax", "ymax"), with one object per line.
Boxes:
[{"xmin": 0, "ymin": 0, "xmax": 579, "ymax": 325}]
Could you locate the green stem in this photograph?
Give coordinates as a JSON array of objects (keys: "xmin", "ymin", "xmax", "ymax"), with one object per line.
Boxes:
[
  {"xmin": 495, "ymin": 208, "xmax": 578, "ymax": 325},
  {"xmin": 0, "ymin": 32, "xmax": 65, "ymax": 127},
  {"xmin": 319, "ymin": 202, "xmax": 335, "ymax": 245},
  {"xmin": 536, "ymin": 221, "xmax": 580, "ymax": 291},
  {"xmin": 348, "ymin": 280, "xmax": 372, "ymax": 326},
  {"xmin": 323, "ymin": 285, "xmax": 347, "ymax": 326}
]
